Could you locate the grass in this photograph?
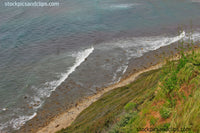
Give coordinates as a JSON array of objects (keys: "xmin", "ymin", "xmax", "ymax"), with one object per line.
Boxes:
[
  {"xmin": 159, "ymin": 107, "xmax": 171, "ymax": 119},
  {"xmin": 124, "ymin": 102, "xmax": 137, "ymax": 112},
  {"xmin": 57, "ymin": 68, "xmax": 161, "ymax": 133},
  {"xmin": 58, "ymin": 41, "xmax": 200, "ymax": 133}
]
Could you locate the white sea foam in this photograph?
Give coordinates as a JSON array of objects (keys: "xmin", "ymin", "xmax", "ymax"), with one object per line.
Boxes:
[
  {"xmin": 122, "ymin": 65, "xmax": 128, "ymax": 74},
  {"xmin": 2, "ymin": 108, "xmax": 7, "ymax": 111},
  {"xmin": 108, "ymin": 31, "xmax": 200, "ymax": 83},
  {"xmin": 33, "ymin": 47, "xmax": 94, "ymax": 108},
  {"xmin": 0, "ymin": 112, "xmax": 37, "ymax": 131},
  {"xmin": 46, "ymin": 47, "xmax": 94, "ymax": 92},
  {"xmin": 29, "ymin": 96, "xmax": 43, "ymax": 109},
  {"xmin": 112, "ymin": 66, "xmax": 123, "ymax": 82},
  {"xmin": 184, "ymin": 31, "xmax": 200, "ymax": 42},
  {"xmin": 112, "ymin": 63, "xmax": 128, "ymax": 83},
  {"xmin": 4, "ymin": 31, "xmax": 200, "ymax": 131},
  {"xmin": 98, "ymin": 31, "xmax": 186, "ymax": 51},
  {"xmin": 10, "ymin": 113, "xmax": 37, "ymax": 130},
  {"xmin": 0, "ymin": 122, "xmax": 9, "ymax": 132},
  {"xmin": 146, "ymin": 31, "xmax": 185, "ymax": 50},
  {"xmin": 31, "ymin": 46, "xmax": 94, "ymax": 103},
  {"xmin": 101, "ymin": 3, "xmax": 139, "ymax": 10},
  {"xmin": 109, "ymin": 4, "xmax": 138, "ymax": 9},
  {"xmin": 122, "ymin": 31, "xmax": 185, "ymax": 50},
  {"xmin": 0, "ymin": 47, "xmax": 94, "ymax": 132}
]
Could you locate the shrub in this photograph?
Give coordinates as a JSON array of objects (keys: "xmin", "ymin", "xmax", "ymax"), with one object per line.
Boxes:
[
  {"xmin": 118, "ymin": 113, "xmax": 132, "ymax": 127},
  {"xmin": 109, "ymin": 113, "xmax": 137, "ymax": 133},
  {"xmin": 162, "ymin": 72, "xmax": 177, "ymax": 94},
  {"xmin": 124, "ymin": 102, "xmax": 136, "ymax": 112}
]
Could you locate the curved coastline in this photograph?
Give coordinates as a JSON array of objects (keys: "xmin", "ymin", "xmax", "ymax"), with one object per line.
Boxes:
[
  {"xmin": 37, "ymin": 42, "xmax": 200, "ymax": 133},
  {"xmin": 37, "ymin": 46, "xmax": 185, "ymax": 133},
  {"xmin": 36, "ymin": 62, "xmax": 164, "ymax": 133},
  {"xmin": 36, "ymin": 41, "xmax": 200, "ymax": 133},
  {"xmin": 17, "ymin": 32, "xmax": 200, "ymax": 133}
]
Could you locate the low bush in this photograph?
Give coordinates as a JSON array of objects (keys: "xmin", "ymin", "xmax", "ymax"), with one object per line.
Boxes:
[{"xmin": 124, "ymin": 102, "xmax": 136, "ymax": 112}]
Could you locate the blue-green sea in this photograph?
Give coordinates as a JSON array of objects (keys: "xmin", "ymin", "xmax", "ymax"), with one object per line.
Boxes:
[{"xmin": 0, "ymin": 0, "xmax": 200, "ymax": 132}]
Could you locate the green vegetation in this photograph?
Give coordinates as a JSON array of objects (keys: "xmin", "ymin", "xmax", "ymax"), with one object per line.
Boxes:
[
  {"xmin": 150, "ymin": 116, "xmax": 157, "ymax": 126},
  {"xmin": 58, "ymin": 68, "xmax": 161, "ymax": 133},
  {"xmin": 159, "ymin": 107, "xmax": 171, "ymax": 119},
  {"xmin": 124, "ymin": 102, "xmax": 137, "ymax": 112},
  {"xmin": 58, "ymin": 43, "xmax": 200, "ymax": 133}
]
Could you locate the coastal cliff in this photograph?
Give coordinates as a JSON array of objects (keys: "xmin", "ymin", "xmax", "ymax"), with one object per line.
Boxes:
[{"xmin": 58, "ymin": 43, "xmax": 200, "ymax": 133}]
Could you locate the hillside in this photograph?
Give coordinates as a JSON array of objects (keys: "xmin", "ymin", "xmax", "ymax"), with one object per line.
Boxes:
[{"xmin": 58, "ymin": 43, "xmax": 200, "ymax": 133}]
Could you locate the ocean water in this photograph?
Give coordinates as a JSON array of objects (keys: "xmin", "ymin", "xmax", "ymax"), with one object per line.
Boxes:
[{"xmin": 0, "ymin": 0, "xmax": 200, "ymax": 132}]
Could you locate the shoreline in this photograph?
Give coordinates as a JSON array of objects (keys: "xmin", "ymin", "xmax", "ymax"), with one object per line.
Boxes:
[
  {"xmin": 36, "ymin": 43, "xmax": 200, "ymax": 133},
  {"xmin": 18, "ymin": 41, "xmax": 199, "ymax": 133},
  {"xmin": 36, "ymin": 58, "xmax": 174, "ymax": 133}
]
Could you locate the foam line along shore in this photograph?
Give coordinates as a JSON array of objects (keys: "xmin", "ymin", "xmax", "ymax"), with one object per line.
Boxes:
[{"xmin": 17, "ymin": 31, "xmax": 200, "ymax": 133}]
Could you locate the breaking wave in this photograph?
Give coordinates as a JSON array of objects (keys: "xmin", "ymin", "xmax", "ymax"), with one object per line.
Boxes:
[{"xmin": 0, "ymin": 47, "xmax": 94, "ymax": 131}]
